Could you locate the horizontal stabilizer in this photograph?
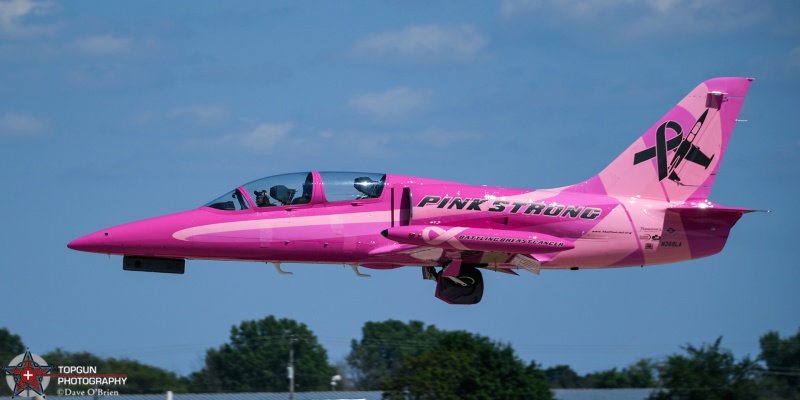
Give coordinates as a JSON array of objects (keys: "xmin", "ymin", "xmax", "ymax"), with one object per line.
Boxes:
[
  {"xmin": 665, "ymin": 205, "xmax": 757, "ymax": 217},
  {"xmin": 663, "ymin": 205, "xmax": 754, "ymax": 260}
]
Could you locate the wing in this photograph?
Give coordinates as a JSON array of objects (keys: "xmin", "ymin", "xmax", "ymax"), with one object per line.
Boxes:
[{"xmin": 378, "ymin": 225, "xmax": 573, "ymax": 274}]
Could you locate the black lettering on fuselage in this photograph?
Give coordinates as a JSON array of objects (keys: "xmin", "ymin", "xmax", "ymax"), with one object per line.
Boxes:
[
  {"xmin": 415, "ymin": 195, "xmax": 605, "ymax": 220},
  {"xmin": 489, "ymin": 201, "xmax": 508, "ymax": 212},
  {"xmin": 467, "ymin": 199, "xmax": 487, "ymax": 210},
  {"xmin": 510, "ymin": 202, "xmax": 527, "ymax": 213},
  {"xmin": 580, "ymin": 208, "xmax": 602, "ymax": 220},
  {"xmin": 544, "ymin": 205, "xmax": 564, "ymax": 216},
  {"xmin": 561, "ymin": 206, "xmax": 583, "ymax": 218},
  {"xmin": 417, "ymin": 196, "xmax": 441, "ymax": 207},
  {"xmin": 525, "ymin": 203, "xmax": 546, "ymax": 215},
  {"xmin": 448, "ymin": 198, "xmax": 470, "ymax": 210}
]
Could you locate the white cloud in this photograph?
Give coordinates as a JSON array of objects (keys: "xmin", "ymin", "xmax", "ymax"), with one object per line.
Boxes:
[
  {"xmin": 73, "ymin": 34, "xmax": 132, "ymax": 56},
  {"xmin": 169, "ymin": 105, "xmax": 229, "ymax": 126},
  {"xmin": 500, "ymin": 0, "xmax": 532, "ymax": 18},
  {"xmin": 0, "ymin": 0, "xmax": 57, "ymax": 37},
  {"xmin": 348, "ymin": 87, "xmax": 433, "ymax": 118},
  {"xmin": 646, "ymin": 0, "xmax": 678, "ymax": 12},
  {"xmin": 0, "ymin": 112, "xmax": 48, "ymax": 138},
  {"xmin": 500, "ymin": 0, "xmax": 618, "ymax": 18},
  {"xmin": 210, "ymin": 123, "xmax": 293, "ymax": 151},
  {"xmin": 500, "ymin": 0, "xmax": 694, "ymax": 18},
  {"xmin": 499, "ymin": 0, "xmax": 761, "ymax": 39},
  {"xmin": 352, "ymin": 25, "xmax": 487, "ymax": 63}
]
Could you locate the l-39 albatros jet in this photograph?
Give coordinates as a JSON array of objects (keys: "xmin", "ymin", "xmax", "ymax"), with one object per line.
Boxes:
[{"xmin": 69, "ymin": 77, "xmax": 756, "ymax": 305}]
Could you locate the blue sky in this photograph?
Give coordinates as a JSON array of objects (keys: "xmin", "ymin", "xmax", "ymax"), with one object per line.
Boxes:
[{"xmin": 2, "ymin": 0, "xmax": 799, "ymax": 377}]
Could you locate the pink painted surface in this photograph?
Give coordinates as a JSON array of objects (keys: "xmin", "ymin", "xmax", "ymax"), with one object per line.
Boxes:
[{"xmin": 69, "ymin": 78, "xmax": 754, "ymax": 275}]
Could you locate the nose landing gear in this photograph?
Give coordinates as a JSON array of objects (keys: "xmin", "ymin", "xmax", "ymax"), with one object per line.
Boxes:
[{"xmin": 423, "ymin": 263, "xmax": 485, "ymax": 305}]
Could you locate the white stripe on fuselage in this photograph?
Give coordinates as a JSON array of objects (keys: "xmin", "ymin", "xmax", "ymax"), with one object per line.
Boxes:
[{"xmin": 173, "ymin": 210, "xmax": 393, "ymax": 241}]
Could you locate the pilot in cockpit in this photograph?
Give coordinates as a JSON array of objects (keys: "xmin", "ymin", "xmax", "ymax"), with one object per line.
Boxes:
[{"xmin": 254, "ymin": 190, "xmax": 274, "ymax": 207}]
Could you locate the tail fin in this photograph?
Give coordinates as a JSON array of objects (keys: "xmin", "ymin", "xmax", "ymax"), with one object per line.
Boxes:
[{"xmin": 566, "ymin": 77, "xmax": 753, "ymax": 203}]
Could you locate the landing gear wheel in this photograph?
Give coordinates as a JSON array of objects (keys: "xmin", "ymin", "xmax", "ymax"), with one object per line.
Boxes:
[{"xmin": 435, "ymin": 266, "xmax": 484, "ymax": 305}]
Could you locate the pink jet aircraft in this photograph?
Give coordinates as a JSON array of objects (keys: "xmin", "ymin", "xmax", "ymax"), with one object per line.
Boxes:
[{"xmin": 69, "ymin": 77, "xmax": 755, "ymax": 304}]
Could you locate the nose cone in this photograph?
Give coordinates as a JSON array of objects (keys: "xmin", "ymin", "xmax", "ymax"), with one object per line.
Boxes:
[
  {"xmin": 68, "ymin": 231, "xmax": 111, "ymax": 253},
  {"xmin": 68, "ymin": 210, "xmax": 195, "ymax": 257}
]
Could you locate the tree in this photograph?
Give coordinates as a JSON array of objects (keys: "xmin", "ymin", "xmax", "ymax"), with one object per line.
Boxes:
[
  {"xmin": 106, "ymin": 358, "xmax": 190, "ymax": 393},
  {"xmin": 585, "ymin": 368, "xmax": 631, "ymax": 388},
  {"xmin": 191, "ymin": 315, "xmax": 335, "ymax": 392},
  {"xmin": 759, "ymin": 327, "xmax": 800, "ymax": 399},
  {"xmin": 383, "ymin": 330, "xmax": 553, "ymax": 400},
  {"xmin": 347, "ymin": 320, "xmax": 442, "ymax": 390},
  {"xmin": 584, "ymin": 359, "xmax": 658, "ymax": 389},
  {"xmin": 0, "ymin": 328, "xmax": 25, "ymax": 397},
  {"xmin": 623, "ymin": 358, "xmax": 659, "ymax": 388},
  {"xmin": 545, "ymin": 359, "xmax": 657, "ymax": 389},
  {"xmin": 0, "ymin": 328, "xmax": 24, "ymax": 361},
  {"xmin": 43, "ymin": 348, "xmax": 190, "ymax": 394},
  {"xmin": 649, "ymin": 337, "xmax": 762, "ymax": 400},
  {"xmin": 544, "ymin": 365, "xmax": 588, "ymax": 388}
]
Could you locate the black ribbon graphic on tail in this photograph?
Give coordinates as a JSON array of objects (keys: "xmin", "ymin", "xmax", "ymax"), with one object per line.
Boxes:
[
  {"xmin": 633, "ymin": 109, "xmax": 714, "ymax": 183},
  {"xmin": 633, "ymin": 121, "xmax": 683, "ymax": 181}
]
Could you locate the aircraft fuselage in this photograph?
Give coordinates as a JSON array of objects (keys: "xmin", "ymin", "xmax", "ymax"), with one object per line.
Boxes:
[
  {"xmin": 68, "ymin": 77, "xmax": 756, "ymax": 304},
  {"xmin": 68, "ymin": 172, "xmax": 740, "ymax": 272}
]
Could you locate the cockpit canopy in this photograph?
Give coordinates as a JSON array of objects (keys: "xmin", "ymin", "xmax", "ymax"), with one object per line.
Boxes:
[{"xmin": 204, "ymin": 171, "xmax": 386, "ymax": 211}]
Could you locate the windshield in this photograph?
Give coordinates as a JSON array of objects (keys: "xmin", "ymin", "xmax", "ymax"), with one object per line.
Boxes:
[
  {"xmin": 242, "ymin": 172, "xmax": 314, "ymax": 207},
  {"xmin": 204, "ymin": 188, "xmax": 250, "ymax": 211},
  {"xmin": 203, "ymin": 171, "xmax": 387, "ymax": 211},
  {"xmin": 319, "ymin": 172, "xmax": 386, "ymax": 202}
]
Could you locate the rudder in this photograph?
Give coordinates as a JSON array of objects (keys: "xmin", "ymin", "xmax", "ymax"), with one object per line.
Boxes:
[{"xmin": 566, "ymin": 77, "xmax": 753, "ymax": 203}]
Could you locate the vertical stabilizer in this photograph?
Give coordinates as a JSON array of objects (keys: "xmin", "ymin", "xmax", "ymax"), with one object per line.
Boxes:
[{"xmin": 566, "ymin": 77, "xmax": 752, "ymax": 203}]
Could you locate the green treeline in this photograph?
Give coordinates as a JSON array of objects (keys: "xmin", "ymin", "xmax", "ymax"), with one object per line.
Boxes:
[{"xmin": 1, "ymin": 319, "xmax": 798, "ymax": 399}]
